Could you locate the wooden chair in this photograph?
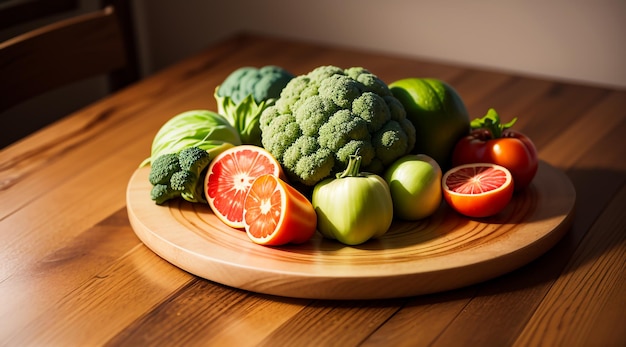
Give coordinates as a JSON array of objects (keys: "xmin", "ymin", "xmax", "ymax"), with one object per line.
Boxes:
[{"xmin": 0, "ymin": 2, "xmax": 139, "ymax": 146}]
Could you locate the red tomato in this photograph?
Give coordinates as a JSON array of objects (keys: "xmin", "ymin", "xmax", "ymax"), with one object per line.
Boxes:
[{"xmin": 451, "ymin": 109, "xmax": 538, "ymax": 190}]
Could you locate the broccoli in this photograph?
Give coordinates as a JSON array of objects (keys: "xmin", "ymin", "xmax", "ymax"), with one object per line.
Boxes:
[
  {"xmin": 214, "ymin": 66, "xmax": 295, "ymax": 146},
  {"xmin": 148, "ymin": 153, "xmax": 180, "ymax": 185},
  {"xmin": 178, "ymin": 146, "xmax": 211, "ymax": 174},
  {"xmin": 216, "ymin": 65, "xmax": 294, "ymax": 104},
  {"xmin": 150, "ymin": 184, "xmax": 182, "ymax": 205},
  {"xmin": 259, "ymin": 65, "xmax": 416, "ymax": 187},
  {"xmin": 148, "ymin": 146, "xmax": 211, "ymax": 205}
]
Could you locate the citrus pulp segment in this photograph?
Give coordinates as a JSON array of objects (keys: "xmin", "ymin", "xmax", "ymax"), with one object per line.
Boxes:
[
  {"xmin": 205, "ymin": 145, "xmax": 283, "ymax": 228},
  {"xmin": 442, "ymin": 163, "xmax": 514, "ymax": 218},
  {"xmin": 244, "ymin": 174, "xmax": 316, "ymax": 246}
]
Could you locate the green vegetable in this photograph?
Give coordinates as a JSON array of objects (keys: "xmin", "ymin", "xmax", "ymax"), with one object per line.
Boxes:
[
  {"xmin": 149, "ymin": 144, "xmax": 233, "ymax": 205},
  {"xmin": 259, "ymin": 65, "xmax": 416, "ymax": 187},
  {"xmin": 150, "ymin": 184, "xmax": 182, "ymax": 205},
  {"xmin": 312, "ymin": 151, "xmax": 394, "ymax": 245},
  {"xmin": 148, "ymin": 153, "xmax": 180, "ymax": 185},
  {"xmin": 141, "ymin": 110, "xmax": 241, "ymax": 167},
  {"xmin": 216, "ymin": 65, "xmax": 294, "ymax": 105},
  {"xmin": 215, "ymin": 66, "xmax": 294, "ymax": 146}
]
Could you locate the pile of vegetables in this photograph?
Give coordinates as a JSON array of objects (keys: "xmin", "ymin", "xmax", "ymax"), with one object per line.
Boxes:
[{"xmin": 142, "ymin": 64, "xmax": 538, "ymax": 247}]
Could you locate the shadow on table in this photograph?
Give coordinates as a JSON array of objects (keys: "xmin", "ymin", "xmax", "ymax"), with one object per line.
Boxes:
[{"xmin": 415, "ymin": 165, "xmax": 625, "ymax": 302}]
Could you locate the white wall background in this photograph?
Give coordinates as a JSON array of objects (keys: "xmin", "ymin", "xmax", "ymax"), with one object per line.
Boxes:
[
  {"xmin": 132, "ymin": 0, "xmax": 626, "ymax": 89},
  {"xmin": 2, "ymin": 0, "xmax": 625, "ymax": 147}
]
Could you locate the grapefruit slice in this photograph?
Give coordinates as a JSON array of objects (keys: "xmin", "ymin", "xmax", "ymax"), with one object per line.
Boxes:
[
  {"xmin": 243, "ymin": 174, "xmax": 317, "ymax": 246},
  {"xmin": 205, "ymin": 145, "xmax": 284, "ymax": 228},
  {"xmin": 442, "ymin": 163, "xmax": 514, "ymax": 218}
]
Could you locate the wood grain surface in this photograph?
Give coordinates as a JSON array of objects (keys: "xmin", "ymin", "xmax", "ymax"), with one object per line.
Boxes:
[{"xmin": 1, "ymin": 33, "xmax": 624, "ymax": 346}]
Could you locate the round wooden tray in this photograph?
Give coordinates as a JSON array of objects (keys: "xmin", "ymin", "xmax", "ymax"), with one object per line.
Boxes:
[{"xmin": 126, "ymin": 161, "xmax": 575, "ymax": 300}]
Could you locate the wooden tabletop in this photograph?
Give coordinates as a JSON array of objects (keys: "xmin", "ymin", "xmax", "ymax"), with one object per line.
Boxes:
[{"xmin": 1, "ymin": 33, "xmax": 624, "ymax": 346}]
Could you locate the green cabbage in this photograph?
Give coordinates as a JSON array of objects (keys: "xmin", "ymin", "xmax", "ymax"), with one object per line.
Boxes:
[{"xmin": 140, "ymin": 110, "xmax": 241, "ymax": 167}]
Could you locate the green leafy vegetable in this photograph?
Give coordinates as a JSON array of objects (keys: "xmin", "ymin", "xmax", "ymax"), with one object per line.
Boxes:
[
  {"xmin": 215, "ymin": 66, "xmax": 294, "ymax": 146},
  {"xmin": 215, "ymin": 93, "xmax": 268, "ymax": 146},
  {"xmin": 141, "ymin": 110, "xmax": 241, "ymax": 167}
]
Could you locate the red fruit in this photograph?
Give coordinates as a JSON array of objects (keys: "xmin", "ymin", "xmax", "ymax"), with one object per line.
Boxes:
[{"xmin": 205, "ymin": 145, "xmax": 284, "ymax": 228}]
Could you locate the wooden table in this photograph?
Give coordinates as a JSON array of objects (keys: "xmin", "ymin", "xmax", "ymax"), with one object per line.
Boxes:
[{"xmin": 1, "ymin": 33, "xmax": 624, "ymax": 346}]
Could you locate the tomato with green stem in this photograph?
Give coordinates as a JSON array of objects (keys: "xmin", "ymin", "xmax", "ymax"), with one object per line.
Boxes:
[{"xmin": 451, "ymin": 109, "xmax": 538, "ymax": 190}]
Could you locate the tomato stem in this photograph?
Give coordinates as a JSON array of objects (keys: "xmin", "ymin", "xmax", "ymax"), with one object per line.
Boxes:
[
  {"xmin": 338, "ymin": 151, "xmax": 363, "ymax": 178},
  {"xmin": 470, "ymin": 108, "xmax": 517, "ymax": 138}
]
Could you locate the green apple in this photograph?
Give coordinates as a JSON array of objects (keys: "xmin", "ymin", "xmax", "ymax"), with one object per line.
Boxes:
[{"xmin": 383, "ymin": 154, "xmax": 442, "ymax": 220}]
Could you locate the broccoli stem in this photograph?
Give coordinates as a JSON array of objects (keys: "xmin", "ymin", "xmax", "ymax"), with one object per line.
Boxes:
[{"xmin": 338, "ymin": 151, "xmax": 363, "ymax": 178}]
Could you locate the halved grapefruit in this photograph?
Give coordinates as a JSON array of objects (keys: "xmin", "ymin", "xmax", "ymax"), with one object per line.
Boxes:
[
  {"xmin": 442, "ymin": 163, "xmax": 514, "ymax": 218},
  {"xmin": 205, "ymin": 145, "xmax": 284, "ymax": 228},
  {"xmin": 243, "ymin": 174, "xmax": 317, "ymax": 246}
]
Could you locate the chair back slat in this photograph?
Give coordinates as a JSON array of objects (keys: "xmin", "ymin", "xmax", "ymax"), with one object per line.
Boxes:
[{"xmin": 0, "ymin": 6, "xmax": 132, "ymax": 112}]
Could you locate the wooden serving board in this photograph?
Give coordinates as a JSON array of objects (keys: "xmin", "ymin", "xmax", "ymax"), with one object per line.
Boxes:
[{"xmin": 126, "ymin": 161, "xmax": 575, "ymax": 300}]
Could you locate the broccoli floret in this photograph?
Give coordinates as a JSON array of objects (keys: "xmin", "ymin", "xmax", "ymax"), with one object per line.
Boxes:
[
  {"xmin": 216, "ymin": 65, "xmax": 294, "ymax": 104},
  {"xmin": 148, "ymin": 147, "xmax": 212, "ymax": 205},
  {"xmin": 170, "ymin": 170, "xmax": 204, "ymax": 203},
  {"xmin": 170, "ymin": 170, "xmax": 193, "ymax": 192},
  {"xmin": 282, "ymin": 136, "xmax": 335, "ymax": 185},
  {"xmin": 178, "ymin": 146, "xmax": 211, "ymax": 174},
  {"xmin": 150, "ymin": 184, "xmax": 181, "ymax": 205},
  {"xmin": 371, "ymin": 120, "xmax": 410, "ymax": 172},
  {"xmin": 259, "ymin": 65, "xmax": 416, "ymax": 186},
  {"xmin": 148, "ymin": 153, "xmax": 180, "ymax": 185},
  {"xmin": 352, "ymin": 92, "xmax": 392, "ymax": 132}
]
